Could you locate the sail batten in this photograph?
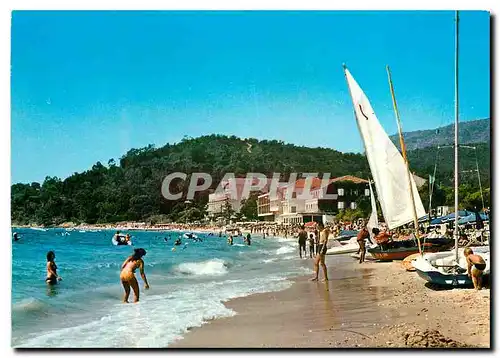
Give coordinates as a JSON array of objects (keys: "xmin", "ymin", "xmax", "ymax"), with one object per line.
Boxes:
[{"xmin": 344, "ymin": 68, "xmax": 426, "ymax": 229}]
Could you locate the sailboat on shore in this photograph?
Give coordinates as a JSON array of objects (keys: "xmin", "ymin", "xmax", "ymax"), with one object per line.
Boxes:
[
  {"xmin": 411, "ymin": 11, "xmax": 490, "ymax": 286},
  {"xmin": 343, "ymin": 66, "xmax": 454, "ymax": 261}
]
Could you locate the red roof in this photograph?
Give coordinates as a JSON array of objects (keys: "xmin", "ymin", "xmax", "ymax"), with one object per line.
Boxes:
[{"xmin": 330, "ymin": 175, "xmax": 368, "ymax": 184}]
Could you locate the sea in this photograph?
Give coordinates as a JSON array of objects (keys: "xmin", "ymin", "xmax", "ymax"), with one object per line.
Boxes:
[{"xmin": 11, "ymin": 228, "xmax": 312, "ymax": 348}]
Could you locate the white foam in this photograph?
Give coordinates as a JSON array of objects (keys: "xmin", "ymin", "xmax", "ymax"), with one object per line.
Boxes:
[
  {"xmin": 174, "ymin": 259, "xmax": 228, "ymax": 276},
  {"xmin": 276, "ymin": 246, "xmax": 295, "ymax": 255},
  {"xmin": 17, "ymin": 277, "xmax": 293, "ymax": 348}
]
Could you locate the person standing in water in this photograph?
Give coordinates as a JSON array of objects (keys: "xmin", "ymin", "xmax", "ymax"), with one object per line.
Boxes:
[
  {"xmin": 297, "ymin": 225, "xmax": 307, "ymax": 259},
  {"xmin": 120, "ymin": 248, "xmax": 149, "ymax": 303},
  {"xmin": 46, "ymin": 251, "xmax": 62, "ymax": 285},
  {"xmin": 245, "ymin": 233, "xmax": 252, "ymax": 246},
  {"xmin": 313, "ymin": 227, "xmax": 320, "ymax": 255},
  {"xmin": 227, "ymin": 235, "xmax": 233, "ymax": 245},
  {"xmin": 13, "ymin": 232, "xmax": 20, "ymax": 242},
  {"xmin": 308, "ymin": 233, "xmax": 315, "ymax": 258},
  {"xmin": 311, "ymin": 222, "xmax": 329, "ymax": 282}
]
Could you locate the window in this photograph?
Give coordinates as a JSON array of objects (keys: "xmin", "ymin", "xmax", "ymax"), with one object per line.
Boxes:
[
  {"xmin": 291, "ymin": 206, "xmax": 297, "ymax": 213},
  {"xmin": 351, "ymin": 202, "xmax": 357, "ymax": 209},
  {"xmin": 292, "ymin": 192, "xmax": 297, "ymax": 199},
  {"xmin": 338, "ymin": 201, "xmax": 344, "ymax": 209},
  {"xmin": 365, "ymin": 189, "xmax": 370, "ymax": 196},
  {"xmin": 338, "ymin": 188, "xmax": 344, "ymax": 196}
]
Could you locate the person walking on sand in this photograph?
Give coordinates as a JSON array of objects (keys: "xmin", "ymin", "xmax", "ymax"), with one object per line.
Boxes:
[
  {"xmin": 311, "ymin": 222, "xmax": 330, "ymax": 282},
  {"xmin": 356, "ymin": 226, "xmax": 370, "ymax": 263},
  {"xmin": 120, "ymin": 248, "xmax": 150, "ymax": 303},
  {"xmin": 297, "ymin": 225, "xmax": 307, "ymax": 259},
  {"xmin": 464, "ymin": 248, "xmax": 486, "ymax": 290},
  {"xmin": 46, "ymin": 251, "xmax": 62, "ymax": 285}
]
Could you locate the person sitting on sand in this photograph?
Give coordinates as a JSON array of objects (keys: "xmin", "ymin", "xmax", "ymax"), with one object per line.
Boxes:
[
  {"xmin": 298, "ymin": 225, "xmax": 307, "ymax": 259},
  {"xmin": 357, "ymin": 226, "xmax": 370, "ymax": 263},
  {"xmin": 120, "ymin": 248, "xmax": 150, "ymax": 303},
  {"xmin": 311, "ymin": 222, "xmax": 329, "ymax": 282},
  {"xmin": 46, "ymin": 251, "xmax": 62, "ymax": 285},
  {"xmin": 464, "ymin": 247, "xmax": 486, "ymax": 290}
]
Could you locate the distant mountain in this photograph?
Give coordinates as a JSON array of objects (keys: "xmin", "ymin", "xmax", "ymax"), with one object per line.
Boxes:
[{"xmin": 390, "ymin": 118, "xmax": 490, "ymax": 151}]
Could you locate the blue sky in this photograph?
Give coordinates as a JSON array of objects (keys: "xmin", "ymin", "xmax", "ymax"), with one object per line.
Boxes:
[{"xmin": 11, "ymin": 10, "xmax": 490, "ymax": 184}]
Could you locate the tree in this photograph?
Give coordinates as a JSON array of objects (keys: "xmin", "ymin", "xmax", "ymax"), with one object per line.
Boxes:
[{"xmin": 239, "ymin": 194, "xmax": 259, "ymax": 221}]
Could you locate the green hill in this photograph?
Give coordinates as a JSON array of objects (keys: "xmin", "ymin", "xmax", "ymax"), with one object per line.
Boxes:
[{"xmin": 390, "ymin": 118, "xmax": 490, "ymax": 151}]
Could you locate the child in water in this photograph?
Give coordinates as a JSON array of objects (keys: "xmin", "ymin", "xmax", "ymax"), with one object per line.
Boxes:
[{"xmin": 464, "ymin": 247, "xmax": 486, "ymax": 290}]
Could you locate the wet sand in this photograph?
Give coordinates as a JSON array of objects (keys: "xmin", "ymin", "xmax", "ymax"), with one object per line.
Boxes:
[{"xmin": 170, "ymin": 255, "xmax": 490, "ymax": 348}]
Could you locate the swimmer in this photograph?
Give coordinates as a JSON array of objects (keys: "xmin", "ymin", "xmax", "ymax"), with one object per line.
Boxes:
[
  {"xmin": 46, "ymin": 251, "xmax": 62, "ymax": 285},
  {"xmin": 120, "ymin": 248, "xmax": 150, "ymax": 303},
  {"xmin": 13, "ymin": 232, "xmax": 20, "ymax": 241}
]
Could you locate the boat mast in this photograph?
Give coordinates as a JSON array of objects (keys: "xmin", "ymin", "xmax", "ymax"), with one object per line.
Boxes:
[
  {"xmin": 386, "ymin": 65, "xmax": 422, "ymax": 255},
  {"xmin": 454, "ymin": 10, "xmax": 460, "ymax": 262}
]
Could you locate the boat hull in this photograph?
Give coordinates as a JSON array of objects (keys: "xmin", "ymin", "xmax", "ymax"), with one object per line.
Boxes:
[
  {"xmin": 368, "ymin": 239, "xmax": 454, "ymax": 261},
  {"xmin": 326, "ymin": 246, "xmax": 359, "ymax": 255},
  {"xmin": 414, "ymin": 268, "xmax": 474, "ymax": 287}
]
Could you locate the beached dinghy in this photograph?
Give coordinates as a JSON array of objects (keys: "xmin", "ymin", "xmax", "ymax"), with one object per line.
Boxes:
[
  {"xmin": 326, "ymin": 237, "xmax": 360, "ymax": 255},
  {"xmin": 412, "ymin": 246, "xmax": 490, "ymax": 286},
  {"xmin": 367, "ymin": 236, "xmax": 454, "ymax": 261}
]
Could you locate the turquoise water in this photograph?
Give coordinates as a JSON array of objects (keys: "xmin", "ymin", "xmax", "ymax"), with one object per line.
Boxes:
[{"xmin": 11, "ymin": 228, "xmax": 312, "ymax": 348}]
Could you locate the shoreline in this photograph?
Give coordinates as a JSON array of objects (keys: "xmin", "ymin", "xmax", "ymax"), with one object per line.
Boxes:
[{"xmin": 169, "ymin": 256, "xmax": 490, "ymax": 348}]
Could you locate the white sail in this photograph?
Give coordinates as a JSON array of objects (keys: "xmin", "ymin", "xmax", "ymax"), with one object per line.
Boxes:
[
  {"xmin": 344, "ymin": 68, "xmax": 426, "ymax": 229},
  {"xmin": 367, "ymin": 180, "xmax": 378, "ymax": 244}
]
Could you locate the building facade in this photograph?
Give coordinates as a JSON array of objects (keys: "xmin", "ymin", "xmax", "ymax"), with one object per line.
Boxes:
[{"xmin": 256, "ymin": 175, "xmax": 371, "ymax": 225}]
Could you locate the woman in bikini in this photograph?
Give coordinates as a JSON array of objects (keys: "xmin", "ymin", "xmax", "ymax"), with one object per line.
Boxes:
[
  {"xmin": 464, "ymin": 247, "xmax": 486, "ymax": 290},
  {"xmin": 311, "ymin": 222, "xmax": 330, "ymax": 282},
  {"xmin": 46, "ymin": 251, "xmax": 62, "ymax": 285},
  {"xmin": 120, "ymin": 248, "xmax": 150, "ymax": 303}
]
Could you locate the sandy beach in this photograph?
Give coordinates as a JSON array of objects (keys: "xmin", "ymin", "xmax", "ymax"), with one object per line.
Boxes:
[{"xmin": 170, "ymin": 255, "xmax": 490, "ymax": 348}]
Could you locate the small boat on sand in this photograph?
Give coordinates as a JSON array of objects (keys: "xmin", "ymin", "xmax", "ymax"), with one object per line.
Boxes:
[
  {"xmin": 326, "ymin": 237, "xmax": 360, "ymax": 255},
  {"xmin": 412, "ymin": 246, "xmax": 490, "ymax": 286},
  {"xmin": 367, "ymin": 236, "xmax": 454, "ymax": 261}
]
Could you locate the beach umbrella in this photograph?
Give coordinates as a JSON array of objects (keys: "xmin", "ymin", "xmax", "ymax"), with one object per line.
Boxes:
[{"xmin": 304, "ymin": 222, "xmax": 317, "ymax": 228}]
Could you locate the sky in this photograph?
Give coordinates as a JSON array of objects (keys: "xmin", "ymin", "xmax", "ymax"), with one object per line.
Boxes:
[{"xmin": 11, "ymin": 10, "xmax": 490, "ymax": 184}]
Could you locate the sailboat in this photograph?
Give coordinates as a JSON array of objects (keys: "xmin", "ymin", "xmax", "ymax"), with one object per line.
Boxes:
[
  {"xmin": 411, "ymin": 11, "xmax": 490, "ymax": 286},
  {"xmin": 343, "ymin": 65, "xmax": 454, "ymax": 261}
]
